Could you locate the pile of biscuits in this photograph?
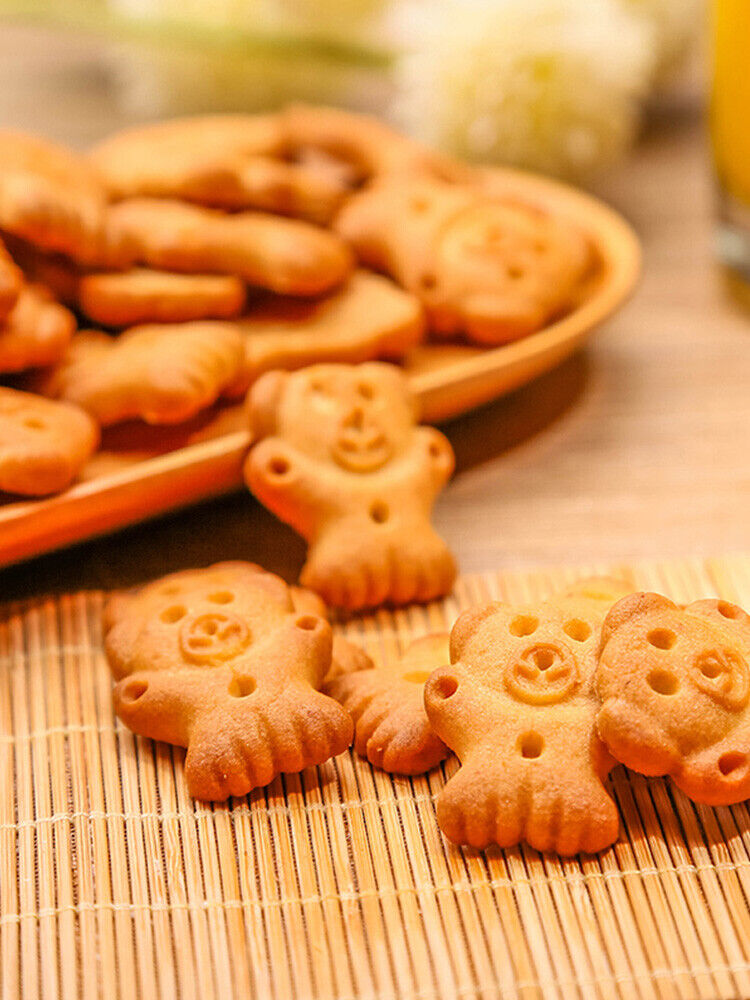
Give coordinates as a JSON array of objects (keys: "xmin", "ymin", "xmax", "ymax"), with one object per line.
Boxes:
[
  {"xmin": 0, "ymin": 105, "xmax": 594, "ymax": 499},
  {"xmin": 105, "ymin": 564, "xmax": 750, "ymax": 856}
]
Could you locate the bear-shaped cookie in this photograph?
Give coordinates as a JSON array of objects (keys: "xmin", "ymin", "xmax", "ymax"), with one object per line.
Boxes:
[
  {"xmin": 104, "ymin": 561, "xmax": 353, "ymax": 800},
  {"xmin": 596, "ymin": 592, "xmax": 750, "ymax": 806},
  {"xmin": 325, "ymin": 633, "xmax": 451, "ymax": 774},
  {"xmin": 335, "ymin": 174, "xmax": 592, "ymax": 346},
  {"xmin": 424, "ymin": 578, "xmax": 633, "ymax": 853},
  {"xmin": 244, "ymin": 362, "xmax": 456, "ymax": 611}
]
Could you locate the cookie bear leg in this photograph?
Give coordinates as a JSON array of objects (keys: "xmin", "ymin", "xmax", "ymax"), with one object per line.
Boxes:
[{"xmin": 184, "ymin": 683, "xmax": 353, "ymax": 800}]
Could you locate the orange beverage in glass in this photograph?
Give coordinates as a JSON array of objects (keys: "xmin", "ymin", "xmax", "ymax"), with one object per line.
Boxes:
[{"xmin": 712, "ymin": 0, "xmax": 750, "ymax": 283}]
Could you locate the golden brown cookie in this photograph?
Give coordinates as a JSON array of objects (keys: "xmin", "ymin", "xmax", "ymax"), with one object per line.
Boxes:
[
  {"xmin": 78, "ymin": 268, "xmax": 247, "ymax": 327},
  {"xmin": 104, "ymin": 561, "xmax": 353, "ymax": 801},
  {"xmin": 282, "ymin": 104, "xmax": 441, "ymax": 184},
  {"xmin": 0, "ymin": 283, "xmax": 76, "ymax": 373},
  {"xmin": 325, "ymin": 633, "xmax": 450, "ymax": 774},
  {"xmin": 597, "ymin": 592, "xmax": 750, "ymax": 806},
  {"xmin": 238, "ymin": 270, "xmax": 424, "ymax": 386},
  {"xmin": 104, "ymin": 197, "xmax": 353, "ymax": 296},
  {"xmin": 0, "ymin": 235, "xmax": 81, "ymax": 307},
  {"xmin": 424, "ymin": 578, "xmax": 633, "ymax": 853},
  {"xmin": 0, "ymin": 131, "xmax": 107, "ymax": 263},
  {"xmin": 244, "ymin": 362, "xmax": 456, "ymax": 611},
  {"xmin": 42, "ymin": 322, "xmax": 245, "ymax": 426},
  {"xmin": 336, "ymin": 175, "xmax": 593, "ymax": 345},
  {"xmin": 0, "ymin": 236, "xmax": 23, "ymax": 321},
  {"xmin": 0, "ymin": 386, "xmax": 98, "ymax": 495},
  {"xmin": 90, "ymin": 113, "xmax": 347, "ymax": 224}
]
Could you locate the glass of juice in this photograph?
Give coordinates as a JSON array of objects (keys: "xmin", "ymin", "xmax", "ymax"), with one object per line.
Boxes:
[{"xmin": 712, "ymin": 0, "xmax": 750, "ymax": 287}]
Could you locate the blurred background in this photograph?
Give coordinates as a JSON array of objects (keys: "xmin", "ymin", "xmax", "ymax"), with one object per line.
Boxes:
[{"xmin": 0, "ymin": 0, "xmax": 705, "ymax": 177}]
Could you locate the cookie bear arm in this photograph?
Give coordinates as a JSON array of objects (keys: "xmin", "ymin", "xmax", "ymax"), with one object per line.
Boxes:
[
  {"xmin": 244, "ymin": 436, "xmax": 343, "ymax": 535},
  {"xmin": 424, "ymin": 664, "xmax": 498, "ymax": 758},
  {"xmin": 416, "ymin": 425, "xmax": 455, "ymax": 494}
]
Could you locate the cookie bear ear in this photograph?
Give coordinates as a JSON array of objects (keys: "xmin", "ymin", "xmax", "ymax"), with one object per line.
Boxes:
[
  {"xmin": 102, "ymin": 591, "xmax": 134, "ymax": 633},
  {"xmin": 600, "ymin": 592, "xmax": 676, "ymax": 650},
  {"xmin": 449, "ymin": 602, "xmax": 505, "ymax": 661},
  {"xmin": 247, "ymin": 370, "xmax": 289, "ymax": 441},
  {"xmin": 685, "ymin": 599, "xmax": 750, "ymax": 635}
]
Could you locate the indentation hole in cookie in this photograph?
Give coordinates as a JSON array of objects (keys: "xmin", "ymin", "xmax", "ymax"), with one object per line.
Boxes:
[
  {"xmin": 717, "ymin": 601, "xmax": 740, "ymax": 619},
  {"xmin": 699, "ymin": 656, "xmax": 722, "ymax": 678},
  {"xmin": 534, "ymin": 648, "xmax": 555, "ymax": 671},
  {"xmin": 23, "ymin": 417, "xmax": 45, "ymax": 430},
  {"xmin": 357, "ymin": 382, "xmax": 374, "ymax": 399},
  {"xmin": 269, "ymin": 456, "xmax": 290, "ymax": 477},
  {"xmin": 208, "ymin": 591, "xmax": 233, "ymax": 604},
  {"xmin": 403, "ymin": 670, "xmax": 431, "ymax": 685},
  {"xmin": 564, "ymin": 619, "xmax": 591, "ymax": 642},
  {"xmin": 295, "ymin": 615, "xmax": 319, "ymax": 631},
  {"xmin": 420, "ymin": 273, "xmax": 437, "ymax": 291},
  {"xmin": 228, "ymin": 676, "xmax": 256, "ymax": 698},
  {"xmin": 411, "ymin": 197, "xmax": 429, "ymax": 213},
  {"xmin": 370, "ymin": 501, "xmax": 389, "ymax": 524},
  {"xmin": 718, "ymin": 751, "xmax": 747, "ymax": 776},
  {"xmin": 160, "ymin": 605, "xmax": 186, "ymax": 624},
  {"xmin": 509, "ymin": 615, "xmax": 538, "ymax": 637},
  {"xmin": 647, "ymin": 669, "xmax": 679, "ymax": 696},
  {"xmin": 121, "ymin": 679, "xmax": 148, "ymax": 704},
  {"xmin": 433, "ymin": 674, "xmax": 458, "ymax": 699},
  {"xmin": 518, "ymin": 731, "xmax": 544, "ymax": 759},
  {"xmin": 507, "ymin": 265, "xmax": 523, "ymax": 280},
  {"xmin": 647, "ymin": 628, "xmax": 676, "ymax": 650}
]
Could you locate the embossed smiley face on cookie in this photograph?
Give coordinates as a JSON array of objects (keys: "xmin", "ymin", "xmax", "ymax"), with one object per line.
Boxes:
[
  {"xmin": 423, "ymin": 579, "xmax": 633, "ymax": 854},
  {"xmin": 254, "ymin": 363, "xmax": 417, "ymax": 475},
  {"xmin": 104, "ymin": 562, "xmax": 353, "ymax": 800},
  {"xmin": 336, "ymin": 175, "xmax": 592, "ymax": 346},
  {"xmin": 596, "ymin": 593, "xmax": 750, "ymax": 805}
]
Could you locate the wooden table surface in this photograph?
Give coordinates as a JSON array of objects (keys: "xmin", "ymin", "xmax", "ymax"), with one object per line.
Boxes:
[{"xmin": 0, "ymin": 23, "xmax": 748, "ymax": 600}]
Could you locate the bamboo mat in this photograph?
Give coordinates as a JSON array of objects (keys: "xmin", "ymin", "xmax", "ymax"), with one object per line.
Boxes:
[{"xmin": 3, "ymin": 555, "xmax": 750, "ymax": 1000}]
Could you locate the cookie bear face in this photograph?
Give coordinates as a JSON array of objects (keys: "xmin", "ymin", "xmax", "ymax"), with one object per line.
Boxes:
[
  {"xmin": 105, "ymin": 562, "xmax": 296, "ymax": 679},
  {"xmin": 448, "ymin": 596, "xmax": 603, "ymax": 708},
  {"xmin": 251, "ymin": 362, "xmax": 418, "ymax": 474},
  {"xmin": 596, "ymin": 593, "xmax": 750, "ymax": 804}
]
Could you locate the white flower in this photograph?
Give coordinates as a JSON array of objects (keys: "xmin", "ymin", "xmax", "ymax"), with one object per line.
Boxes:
[
  {"xmin": 620, "ymin": 0, "xmax": 704, "ymax": 82},
  {"xmin": 393, "ymin": 0, "xmax": 657, "ymax": 180}
]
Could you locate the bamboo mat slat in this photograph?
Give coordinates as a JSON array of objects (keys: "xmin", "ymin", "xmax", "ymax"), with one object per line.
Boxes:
[{"xmin": 3, "ymin": 555, "xmax": 750, "ymax": 1000}]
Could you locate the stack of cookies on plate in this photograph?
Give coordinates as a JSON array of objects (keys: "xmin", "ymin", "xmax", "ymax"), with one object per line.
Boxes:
[{"xmin": 0, "ymin": 105, "xmax": 595, "ymax": 498}]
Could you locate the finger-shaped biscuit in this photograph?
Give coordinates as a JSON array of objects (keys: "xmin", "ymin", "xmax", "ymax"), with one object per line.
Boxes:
[
  {"xmin": 78, "ymin": 269, "xmax": 247, "ymax": 327},
  {"xmin": 0, "ymin": 236, "xmax": 23, "ymax": 321},
  {"xmin": 104, "ymin": 562, "xmax": 353, "ymax": 801},
  {"xmin": 244, "ymin": 362, "xmax": 456, "ymax": 611},
  {"xmin": 282, "ymin": 104, "xmax": 439, "ymax": 182},
  {"xmin": 90, "ymin": 114, "xmax": 347, "ymax": 224},
  {"xmin": 336, "ymin": 174, "xmax": 593, "ymax": 345},
  {"xmin": 325, "ymin": 633, "xmax": 450, "ymax": 774},
  {"xmin": 0, "ymin": 283, "xmax": 76, "ymax": 373},
  {"xmin": 104, "ymin": 198, "xmax": 353, "ymax": 296},
  {"xmin": 597, "ymin": 592, "xmax": 750, "ymax": 806},
  {"xmin": 238, "ymin": 270, "xmax": 424, "ymax": 387},
  {"xmin": 0, "ymin": 386, "xmax": 98, "ymax": 495},
  {"xmin": 423, "ymin": 579, "xmax": 632, "ymax": 854},
  {"xmin": 43, "ymin": 322, "xmax": 245, "ymax": 426},
  {"xmin": 0, "ymin": 235, "xmax": 81, "ymax": 307},
  {"xmin": 0, "ymin": 131, "xmax": 107, "ymax": 263}
]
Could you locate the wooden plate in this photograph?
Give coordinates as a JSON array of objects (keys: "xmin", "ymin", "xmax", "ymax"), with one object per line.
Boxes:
[{"xmin": 0, "ymin": 166, "xmax": 640, "ymax": 567}]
